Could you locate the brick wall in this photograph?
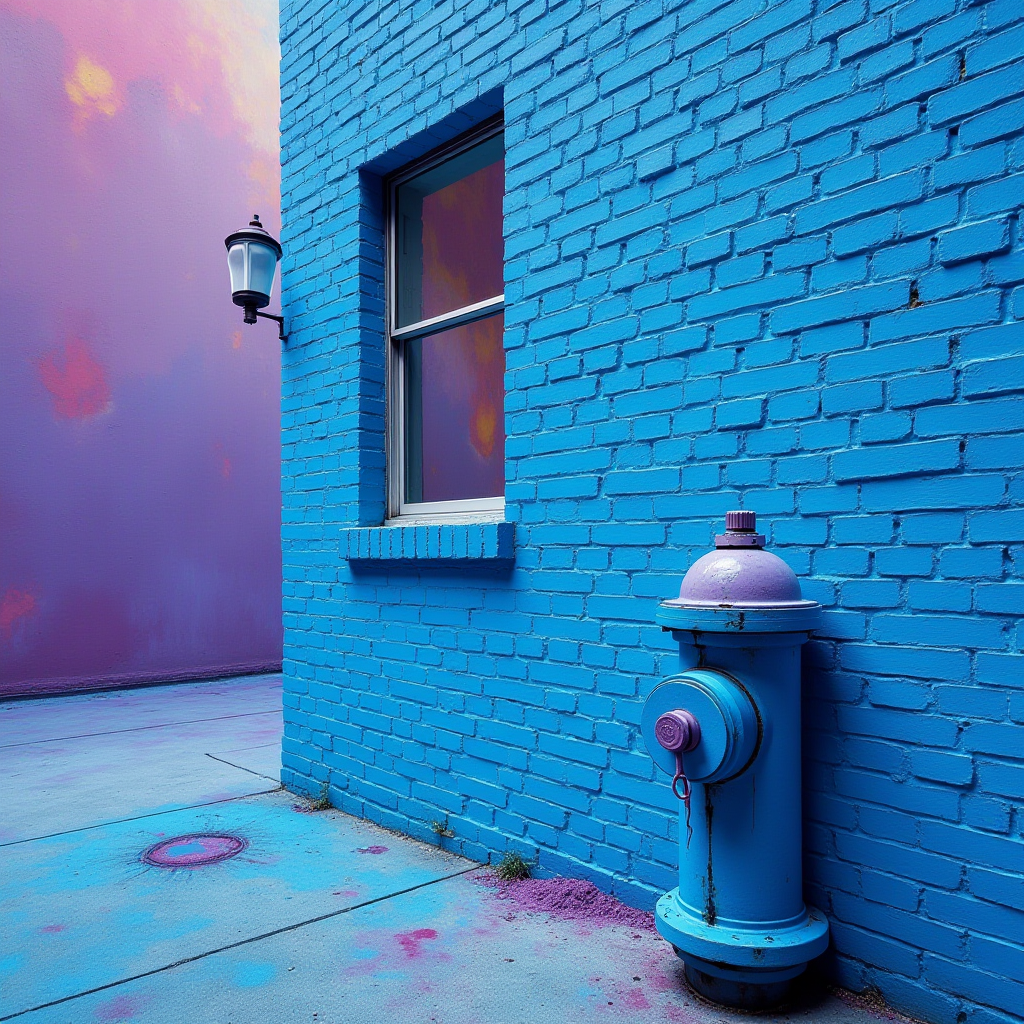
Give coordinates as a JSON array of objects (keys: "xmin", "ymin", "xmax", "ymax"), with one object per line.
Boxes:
[{"xmin": 278, "ymin": 1, "xmax": 1024, "ymax": 1021}]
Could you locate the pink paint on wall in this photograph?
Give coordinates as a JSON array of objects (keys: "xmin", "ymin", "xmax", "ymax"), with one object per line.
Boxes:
[
  {"xmin": 1, "ymin": 588, "xmax": 38, "ymax": 638},
  {"xmin": 0, "ymin": 0, "xmax": 283, "ymax": 696},
  {"xmin": 37, "ymin": 337, "xmax": 113, "ymax": 419}
]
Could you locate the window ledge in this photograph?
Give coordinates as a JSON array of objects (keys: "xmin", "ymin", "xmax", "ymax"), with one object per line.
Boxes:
[{"xmin": 342, "ymin": 522, "xmax": 514, "ymax": 562}]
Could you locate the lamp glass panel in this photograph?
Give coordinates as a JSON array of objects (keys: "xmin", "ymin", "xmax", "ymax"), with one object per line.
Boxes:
[
  {"xmin": 403, "ymin": 311, "xmax": 505, "ymax": 504},
  {"xmin": 247, "ymin": 241, "xmax": 278, "ymax": 301},
  {"xmin": 395, "ymin": 133, "xmax": 504, "ymax": 328},
  {"xmin": 227, "ymin": 243, "xmax": 247, "ymax": 294}
]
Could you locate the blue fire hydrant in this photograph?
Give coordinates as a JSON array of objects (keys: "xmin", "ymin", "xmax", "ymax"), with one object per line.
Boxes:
[{"xmin": 641, "ymin": 511, "xmax": 829, "ymax": 1009}]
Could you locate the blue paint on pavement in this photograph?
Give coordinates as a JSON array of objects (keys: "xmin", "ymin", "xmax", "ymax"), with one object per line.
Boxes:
[{"xmin": 0, "ymin": 679, "xmax": 885, "ymax": 1024}]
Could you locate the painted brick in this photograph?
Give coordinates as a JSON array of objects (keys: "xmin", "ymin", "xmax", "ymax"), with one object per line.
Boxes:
[
  {"xmin": 908, "ymin": 581, "xmax": 971, "ymax": 612},
  {"xmin": 889, "ymin": 370, "xmax": 955, "ymax": 409},
  {"xmin": 968, "ymin": 509, "xmax": 1024, "ymax": 543},
  {"xmin": 928, "ymin": 60, "xmax": 1024, "ymax": 127},
  {"xmin": 961, "ymin": 98, "xmax": 1024, "ymax": 150},
  {"xmin": 938, "ymin": 217, "xmax": 1012, "ymax": 266},
  {"xmin": 771, "ymin": 282, "xmax": 906, "ymax": 335},
  {"xmin": 280, "ymin": 1, "xmax": 1024, "ymax": 1019},
  {"xmin": 916, "ymin": 397, "xmax": 1024, "ymax": 437},
  {"xmin": 795, "ymin": 172, "xmax": 924, "ymax": 235},
  {"xmin": 962, "ymin": 355, "xmax": 1024, "ymax": 398},
  {"xmin": 831, "ymin": 211, "xmax": 897, "ymax": 258},
  {"xmin": 832, "ymin": 440, "xmax": 961, "ymax": 482}
]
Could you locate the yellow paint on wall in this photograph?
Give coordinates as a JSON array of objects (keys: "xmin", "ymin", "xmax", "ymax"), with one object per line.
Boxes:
[{"xmin": 65, "ymin": 56, "xmax": 119, "ymax": 117}]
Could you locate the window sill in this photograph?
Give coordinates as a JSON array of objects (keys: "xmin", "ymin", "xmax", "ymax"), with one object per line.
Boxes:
[{"xmin": 342, "ymin": 521, "xmax": 514, "ymax": 562}]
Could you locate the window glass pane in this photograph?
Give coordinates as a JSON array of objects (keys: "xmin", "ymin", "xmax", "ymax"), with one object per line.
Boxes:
[
  {"xmin": 396, "ymin": 133, "xmax": 504, "ymax": 327},
  {"xmin": 404, "ymin": 312, "xmax": 505, "ymax": 504}
]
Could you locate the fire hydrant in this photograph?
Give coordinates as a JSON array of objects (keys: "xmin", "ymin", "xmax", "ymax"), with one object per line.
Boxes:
[{"xmin": 641, "ymin": 511, "xmax": 829, "ymax": 1009}]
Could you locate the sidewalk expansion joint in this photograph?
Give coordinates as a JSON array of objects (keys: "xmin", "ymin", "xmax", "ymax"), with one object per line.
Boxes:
[
  {"xmin": 0, "ymin": 709, "xmax": 280, "ymax": 749},
  {"xmin": 0, "ymin": 788, "xmax": 282, "ymax": 848},
  {"xmin": 204, "ymin": 751, "xmax": 280, "ymax": 782}
]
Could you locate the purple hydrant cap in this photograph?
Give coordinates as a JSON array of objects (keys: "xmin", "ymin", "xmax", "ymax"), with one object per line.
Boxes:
[
  {"xmin": 717, "ymin": 509, "xmax": 765, "ymax": 548},
  {"xmin": 726, "ymin": 509, "xmax": 756, "ymax": 531},
  {"xmin": 669, "ymin": 511, "xmax": 814, "ymax": 610},
  {"xmin": 655, "ymin": 709, "xmax": 701, "ymax": 753}
]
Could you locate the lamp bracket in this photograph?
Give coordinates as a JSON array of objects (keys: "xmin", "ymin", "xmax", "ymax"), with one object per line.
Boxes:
[
  {"xmin": 255, "ymin": 310, "xmax": 288, "ymax": 341},
  {"xmin": 242, "ymin": 303, "xmax": 287, "ymax": 341}
]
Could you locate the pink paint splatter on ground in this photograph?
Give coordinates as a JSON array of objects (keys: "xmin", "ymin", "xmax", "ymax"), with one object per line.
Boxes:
[
  {"xmin": 39, "ymin": 924, "xmax": 66, "ymax": 933},
  {"xmin": 637, "ymin": 947, "xmax": 681, "ymax": 992},
  {"xmin": 94, "ymin": 994, "xmax": 145, "ymax": 1021},
  {"xmin": 665, "ymin": 1005, "xmax": 693, "ymax": 1022},
  {"xmin": 620, "ymin": 988, "xmax": 652, "ymax": 1010},
  {"xmin": 487, "ymin": 875, "xmax": 656, "ymax": 931},
  {"xmin": 395, "ymin": 928, "xmax": 438, "ymax": 958},
  {"xmin": 333, "ymin": 889, "xmax": 359, "ymax": 897},
  {"xmin": 0, "ymin": 588, "xmax": 36, "ymax": 638},
  {"xmin": 356, "ymin": 845, "xmax": 389, "ymax": 855},
  {"xmin": 37, "ymin": 337, "xmax": 112, "ymax": 419}
]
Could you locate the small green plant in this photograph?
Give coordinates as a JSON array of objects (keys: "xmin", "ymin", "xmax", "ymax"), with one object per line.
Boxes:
[
  {"xmin": 431, "ymin": 817, "xmax": 455, "ymax": 839},
  {"xmin": 310, "ymin": 782, "xmax": 331, "ymax": 811},
  {"xmin": 494, "ymin": 850, "xmax": 531, "ymax": 881}
]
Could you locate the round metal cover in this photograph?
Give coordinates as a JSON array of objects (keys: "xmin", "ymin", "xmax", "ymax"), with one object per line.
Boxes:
[
  {"xmin": 641, "ymin": 670, "xmax": 760, "ymax": 784},
  {"xmin": 142, "ymin": 833, "xmax": 247, "ymax": 868}
]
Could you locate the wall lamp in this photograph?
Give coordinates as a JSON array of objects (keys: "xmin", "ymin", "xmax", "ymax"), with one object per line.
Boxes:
[{"xmin": 225, "ymin": 215, "xmax": 286, "ymax": 341}]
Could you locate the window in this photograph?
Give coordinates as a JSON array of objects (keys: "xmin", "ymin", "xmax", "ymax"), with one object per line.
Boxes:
[{"xmin": 386, "ymin": 123, "xmax": 505, "ymax": 521}]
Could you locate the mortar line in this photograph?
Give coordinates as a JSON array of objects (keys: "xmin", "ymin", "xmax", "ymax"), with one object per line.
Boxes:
[
  {"xmin": 0, "ymin": 788, "xmax": 282, "ymax": 848},
  {"xmin": 0, "ymin": 709, "xmax": 281, "ymax": 749},
  {"xmin": 0, "ymin": 865, "xmax": 483, "ymax": 1021},
  {"xmin": 204, "ymin": 752, "xmax": 280, "ymax": 782}
]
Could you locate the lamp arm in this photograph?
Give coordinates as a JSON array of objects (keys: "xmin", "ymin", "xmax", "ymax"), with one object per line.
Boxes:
[{"xmin": 255, "ymin": 311, "xmax": 288, "ymax": 341}]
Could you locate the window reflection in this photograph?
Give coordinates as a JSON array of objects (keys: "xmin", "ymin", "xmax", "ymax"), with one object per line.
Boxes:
[
  {"xmin": 396, "ymin": 134, "xmax": 504, "ymax": 327},
  {"xmin": 404, "ymin": 312, "xmax": 505, "ymax": 504}
]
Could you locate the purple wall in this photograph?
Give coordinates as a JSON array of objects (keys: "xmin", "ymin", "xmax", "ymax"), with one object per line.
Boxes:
[{"xmin": 0, "ymin": 0, "xmax": 283, "ymax": 696}]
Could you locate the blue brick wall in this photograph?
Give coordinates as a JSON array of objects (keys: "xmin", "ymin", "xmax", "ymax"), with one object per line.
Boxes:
[{"xmin": 278, "ymin": 1, "xmax": 1024, "ymax": 1021}]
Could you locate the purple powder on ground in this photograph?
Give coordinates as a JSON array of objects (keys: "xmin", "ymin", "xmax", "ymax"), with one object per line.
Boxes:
[{"xmin": 489, "ymin": 875, "xmax": 655, "ymax": 931}]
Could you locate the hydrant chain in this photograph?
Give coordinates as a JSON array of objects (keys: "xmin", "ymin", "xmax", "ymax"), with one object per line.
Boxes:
[
  {"xmin": 656, "ymin": 709, "xmax": 701, "ymax": 848},
  {"xmin": 670, "ymin": 755, "xmax": 694, "ymax": 847}
]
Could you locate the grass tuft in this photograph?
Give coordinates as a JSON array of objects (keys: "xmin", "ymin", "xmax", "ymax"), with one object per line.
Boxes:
[
  {"xmin": 431, "ymin": 817, "xmax": 455, "ymax": 839},
  {"xmin": 310, "ymin": 782, "xmax": 331, "ymax": 811},
  {"xmin": 494, "ymin": 851, "xmax": 531, "ymax": 882}
]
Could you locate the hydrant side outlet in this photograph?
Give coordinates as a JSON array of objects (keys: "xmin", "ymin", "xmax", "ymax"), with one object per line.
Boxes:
[{"xmin": 642, "ymin": 512, "xmax": 829, "ymax": 1011}]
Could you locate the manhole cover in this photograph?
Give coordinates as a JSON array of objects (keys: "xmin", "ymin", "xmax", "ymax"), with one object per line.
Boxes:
[{"xmin": 142, "ymin": 833, "xmax": 247, "ymax": 868}]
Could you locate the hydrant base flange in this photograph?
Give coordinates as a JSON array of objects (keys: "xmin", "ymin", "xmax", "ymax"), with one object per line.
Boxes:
[
  {"xmin": 657, "ymin": 888, "xmax": 829, "ymax": 1006},
  {"xmin": 656, "ymin": 889, "xmax": 829, "ymax": 970}
]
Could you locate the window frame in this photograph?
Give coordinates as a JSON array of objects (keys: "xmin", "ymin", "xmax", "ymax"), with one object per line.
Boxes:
[{"xmin": 384, "ymin": 118, "xmax": 506, "ymax": 524}]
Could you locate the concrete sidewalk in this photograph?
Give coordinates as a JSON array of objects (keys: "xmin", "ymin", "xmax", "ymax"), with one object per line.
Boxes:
[{"xmin": 1, "ymin": 676, "xmax": 883, "ymax": 1024}]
